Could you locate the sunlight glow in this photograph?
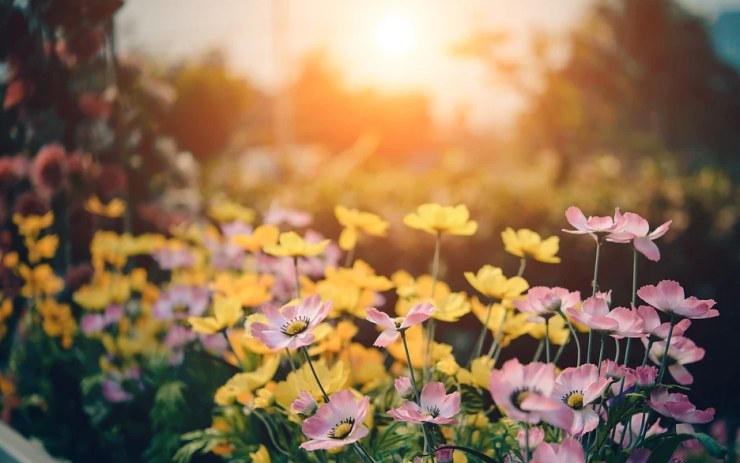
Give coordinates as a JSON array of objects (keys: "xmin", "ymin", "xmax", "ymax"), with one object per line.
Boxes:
[{"xmin": 375, "ymin": 15, "xmax": 415, "ymax": 54}]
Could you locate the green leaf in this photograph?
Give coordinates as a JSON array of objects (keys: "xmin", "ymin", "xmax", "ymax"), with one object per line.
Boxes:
[
  {"xmin": 646, "ymin": 433, "xmax": 728, "ymax": 463},
  {"xmin": 693, "ymin": 432, "xmax": 728, "ymax": 459},
  {"xmin": 460, "ymin": 385, "xmax": 485, "ymax": 414}
]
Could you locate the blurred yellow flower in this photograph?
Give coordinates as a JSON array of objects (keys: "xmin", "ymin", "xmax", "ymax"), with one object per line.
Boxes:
[
  {"xmin": 249, "ymin": 445, "xmax": 271, "ymax": 463},
  {"xmin": 394, "ymin": 272, "xmax": 469, "ymax": 322},
  {"xmin": 314, "ymin": 260, "xmax": 392, "ymax": 318},
  {"xmin": 501, "ymin": 227, "xmax": 561, "ymax": 264},
  {"xmin": 19, "ymin": 264, "xmax": 63, "ymax": 297},
  {"xmin": 230, "ymin": 224, "xmax": 280, "ymax": 252},
  {"xmin": 188, "ymin": 296, "xmax": 243, "ymax": 334},
  {"xmin": 85, "ymin": 196, "xmax": 126, "ymax": 218},
  {"xmin": 403, "ymin": 203, "xmax": 478, "ymax": 236},
  {"xmin": 263, "ymin": 231, "xmax": 330, "ymax": 257},
  {"xmin": 214, "ymin": 355, "xmax": 280, "ymax": 406},
  {"xmin": 38, "ymin": 298, "xmax": 76, "ymax": 349},
  {"xmin": 2, "ymin": 251, "xmax": 19, "ymax": 268},
  {"xmin": 470, "ymin": 356, "xmax": 495, "ymax": 390},
  {"xmin": 503, "ymin": 312, "xmax": 570, "ymax": 346},
  {"xmin": 25, "ymin": 234, "xmax": 58, "ymax": 264},
  {"xmin": 208, "ymin": 199, "xmax": 255, "ymax": 224},
  {"xmin": 464, "ymin": 265, "xmax": 529, "ymax": 303},
  {"xmin": 334, "ymin": 205, "xmax": 389, "ymax": 250},
  {"xmin": 470, "ymin": 297, "xmax": 509, "ymax": 335},
  {"xmin": 431, "ymin": 292, "xmax": 471, "ymax": 322},
  {"xmin": 12, "ymin": 212, "xmax": 53, "ymax": 237},
  {"xmin": 342, "ymin": 342, "xmax": 386, "ymax": 388},
  {"xmin": 210, "ymin": 273, "xmax": 274, "ymax": 308},
  {"xmin": 436, "ymin": 356, "xmax": 460, "ymax": 376},
  {"xmin": 310, "ymin": 320, "xmax": 358, "ymax": 355},
  {"xmin": 0, "ymin": 298, "xmax": 14, "ymax": 340},
  {"xmin": 274, "ymin": 360, "xmax": 349, "ymax": 408}
]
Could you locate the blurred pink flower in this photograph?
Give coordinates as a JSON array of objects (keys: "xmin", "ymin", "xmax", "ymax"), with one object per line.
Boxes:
[
  {"xmin": 365, "ymin": 303, "xmax": 434, "ymax": 347},
  {"xmin": 394, "ymin": 376, "xmax": 413, "ymax": 398},
  {"xmin": 291, "ymin": 390, "xmax": 318, "ymax": 416},
  {"xmin": 153, "ymin": 284, "xmax": 209, "ymax": 320},
  {"xmin": 252, "ymin": 295, "xmax": 331, "ymax": 350},
  {"xmin": 514, "ymin": 286, "xmax": 580, "ymax": 323},
  {"xmin": 531, "ymin": 437, "xmax": 585, "ymax": 463},
  {"xmin": 388, "ymin": 382, "xmax": 460, "ymax": 425},
  {"xmin": 489, "ymin": 359, "xmax": 573, "ymax": 429},
  {"xmin": 566, "ymin": 297, "xmax": 643, "ymax": 338},
  {"xmin": 649, "ymin": 389, "xmax": 715, "ymax": 424},
  {"xmin": 553, "ymin": 364, "xmax": 609, "ymax": 436},
  {"xmin": 634, "ymin": 365, "xmax": 658, "ymax": 387},
  {"xmin": 300, "ymin": 390, "xmax": 369, "ymax": 451},
  {"xmin": 606, "ymin": 212, "xmax": 671, "ymax": 261},
  {"xmin": 263, "ymin": 202, "xmax": 313, "ymax": 227},
  {"xmin": 517, "ymin": 426, "xmax": 545, "ymax": 451},
  {"xmin": 637, "ymin": 280, "xmax": 717, "ymax": 319},
  {"xmin": 31, "ymin": 143, "xmax": 68, "ymax": 197},
  {"xmin": 646, "ymin": 336, "xmax": 704, "ymax": 385}
]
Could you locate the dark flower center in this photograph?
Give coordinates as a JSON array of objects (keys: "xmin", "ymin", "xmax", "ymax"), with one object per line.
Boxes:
[{"xmin": 329, "ymin": 418, "xmax": 355, "ymax": 439}]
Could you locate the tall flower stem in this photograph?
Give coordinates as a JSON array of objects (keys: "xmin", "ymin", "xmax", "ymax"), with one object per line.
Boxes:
[
  {"xmin": 596, "ymin": 334, "xmax": 606, "ymax": 374},
  {"xmin": 293, "ymin": 256, "xmax": 301, "ymax": 299},
  {"xmin": 544, "ymin": 318, "xmax": 551, "ymax": 364},
  {"xmin": 531, "ymin": 339, "xmax": 544, "ymax": 362},
  {"xmin": 400, "ymin": 330, "xmax": 433, "ymax": 459},
  {"xmin": 524, "ymin": 423, "xmax": 531, "ymax": 462},
  {"xmin": 469, "ymin": 300, "xmax": 494, "ymax": 365},
  {"xmin": 284, "ymin": 347, "xmax": 297, "ymax": 371},
  {"xmin": 586, "ymin": 239, "xmax": 603, "ymax": 363},
  {"xmin": 424, "ymin": 232, "xmax": 442, "ymax": 381},
  {"xmin": 657, "ymin": 314, "xmax": 676, "ymax": 384},
  {"xmin": 560, "ymin": 313, "xmax": 582, "ymax": 366},
  {"xmin": 641, "ymin": 339, "xmax": 653, "ymax": 367},
  {"xmin": 301, "ymin": 347, "xmax": 329, "ymax": 401},
  {"xmin": 517, "ymin": 257, "xmax": 527, "ymax": 277}
]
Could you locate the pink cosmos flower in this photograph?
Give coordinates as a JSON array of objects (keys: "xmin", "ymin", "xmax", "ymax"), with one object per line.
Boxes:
[
  {"xmin": 634, "ymin": 365, "xmax": 658, "ymax": 387},
  {"xmin": 300, "ymin": 389, "xmax": 370, "ymax": 451},
  {"xmin": 563, "ymin": 206, "xmax": 626, "ymax": 240},
  {"xmin": 388, "ymin": 382, "xmax": 460, "ymax": 425},
  {"xmin": 292, "ymin": 390, "xmax": 318, "ymax": 416},
  {"xmin": 517, "ymin": 426, "xmax": 545, "ymax": 451},
  {"xmin": 394, "ymin": 376, "xmax": 414, "ymax": 398},
  {"xmin": 152, "ymin": 246, "xmax": 196, "ymax": 270},
  {"xmin": 566, "ymin": 297, "xmax": 644, "ymax": 338},
  {"xmin": 614, "ymin": 413, "xmax": 666, "ymax": 449},
  {"xmin": 606, "ymin": 212, "xmax": 671, "ymax": 262},
  {"xmin": 263, "ymin": 202, "xmax": 313, "ymax": 227},
  {"xmin": 531, "ymin": 437, "xmax": 585, "ymax": 463},
  {"xmin": 553, "ymin": 364, "xmax": 609, "ymax": 436},
  {"xmin": 637, "ymin": 280, "xmax": 718, "ymax": 319},
  {"xmin": 153, "ymin": 284, "xmax": 209, "ymax": 320},
  {"xmin": 365, "ymin": 303, "xmax": 434, "ymax": 347},
  {"xmin": 646, "ymin": 336, "xmax": 704, "ymax": 385},
  {"xmin": 600, "ymin": 359, "xmax": 630, "ymax": 381},
  {"xmin": 434, "ymin": 448, "xmax": 456, "ymax": 463},
  {"xmin": 648, "ymin": 389, "xmax": 715, "ymax": 424},
  {"xmin": 489, "ymin": 359, "xmax": 573, "ymax": 429},
  {"xmin": 637, "ymin": 305, "xmax": 691, "ymax": 340},
  {"xmin": 514, "ymin": 287, "xmax": 581, "ymax": 322},
  {"xmin": 252, "ymin": 295, "xmax": 331, "ymax": 350}
]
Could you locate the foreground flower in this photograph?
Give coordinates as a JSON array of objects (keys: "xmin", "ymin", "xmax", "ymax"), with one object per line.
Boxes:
[
  {"xmin": 637, "ymin": 305, "xmax": 691, "ymax": 340},
  {"xmin": 552, "ymin": 364, "xmax": 609, "ymax": 436},
  {"xmin": 648, "ymin": 389, "xmax": 715, "ymax": 424},
  {"xmin": 501, "ymin": 227, "xmax": 561, "ymax": 263},
  {"xmin": 403, "ymin": 203, "xmax": 478, "ymax": 236},
  {"xmin": 531, "ymin": 437, "xmax": 585, "ymax": 463},
  {"xmin": 566, "ymin": 297, "xmax": 643, "ymax": 338},
  {"xmin": 263, "ymin": 231, "xmax": 330, "ymax": 257},
  {"xmin": 563, "ymin": 206, "xmax": 625, "ymax": 239},
  {"xmin": 188, "ymin": 296, "xmax": 243, "ymax": 334},
  {"xmin": 300, "ymin": 389, "xmax": 370, "ymax": 451},
  {"xmin": 334, "ymin": 205, "xmax": 389, "ymax": 251},
  {"xmin": 251, "ymin": 295, "xmax": 331, "ymax": 350},
  {"xmin": 488, "ymin": 359, "xmax": 572, "ymax": 429},
  {"xmin": 388, "ymin": 382, "xmax": 460, "ymax": 425},
  {"xmin": 637, "ymin": 280, "xmax": 718, "ymax": 319},
  {"xmin": 606, "ymin": 212, "xmax": 671, "ymax": 262},
  {"xmin": 365, "ymin": 303, "xmax": 434, "ymax": 347},
  {"xmin": 646, "ymin": 336, "xmax": 704, "ymax": 385},
  {"xmin": 514, "ymin": 286, "xmax": 580, "ymax": 322}
]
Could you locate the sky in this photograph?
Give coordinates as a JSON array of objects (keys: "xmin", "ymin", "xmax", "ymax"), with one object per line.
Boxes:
[{"xmin": 116, "ymin": 0, "xmax": 740, "ymax": 130}]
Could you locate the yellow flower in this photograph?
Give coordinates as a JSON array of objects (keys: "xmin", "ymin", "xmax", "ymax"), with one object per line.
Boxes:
[
  {"xmin": 470, "ymin": 297, "xmax": 509, "ymax": 335},
  {"xmin": 2, "ymin": 251, "xmax": 19, "ymax": 268},
  {"xmin": 436, "ymin": 357, "xmax": 460, "ymax": 376},
  {"xmin": 37, "ymin": 298, "xmax": 76, "ymax": 349},
  {"xmin": 394, "ymin": 273, "xmax": 469, "ymax": 322},
  {"xmin": 387, "ymin": 325, "xmax": 452, "ymax": 369},
  {"xmin": 470, "ymin": 356, "xmax": 495, "ymax": 390},
  {"xmin": 274, "ymin": 360, "xmax": 349, "ymax": 408},
  {"xmin": 210, "ymin": 273, "xmax": 274, "ymax": 308},
  {"xmin": 403, "ymin": 203, "xmax": 478, "ymax": 236},
  {"xmin": 19, "ymin": 264, "xmax": 63, "ymax": 297},
  {"xmin": 263, "ymin": 231, "xmax": 330, "ymax": 257},
  {"xmin": 464, "ymin": 265, "xmax": 529, "ymax": 303},
  {"xmin": 342, "ymin": 342, "xmax": 387, "ymax": 388},
  {"xmin": 501, "ymin": 228, "xmax": 561, "ymax": 264},
  {"xmin": 208, "ymin": 199, "xmax": 255, "ymax": 224},
  {"xmin": 188, "ymin": 296, "xmax": 243, "ymax": 334},
  {"xmin": 334, "ymin": 205, "xmax": 389, "ymax": 251},
  {"xmin": 314, "ymin": 261, "xmax": 392, "ymax": 318},
  {"xmin": 214, "ymin": 356, "xmax": 280, "ymax": 406},
  {"xmin": 249, "ymin": 445, "xmax": 271, "ymax": 463},
  {"xmin": 310, "ymin": 320, "xmax": 358, "ymax": 355},
  {"xmin": 25, "ymin": 234, "xmax": 59, "ymax": 264},
  {"xmin": 230, "ymin": 224, "xmax": 280, "ymax": 252},
  {"xmin": 85, "ymin": 196, "xmax": 126, "ymax": 218},
  {"xmin": 431, "ymin": 292, "xmax": 471, "ymax": 322},
  {"xmin": 12, "ymin": 212, "xmax": 53, "ymax": 237},
  {"xmin": 0, "ymin": 298, "xmax": 13, "ymax": 340},
  {"xmin": 525, "ymin": 314, "xmax": 571, "ymax": 345}
]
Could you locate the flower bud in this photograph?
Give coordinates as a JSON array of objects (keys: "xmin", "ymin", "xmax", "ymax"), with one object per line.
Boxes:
[
  {"xmin": 394, "ymin": 376, "xmax": 414, "ymax": 398},
  {"xmin": 291, "ymin": 390, "xmax": 317, "ymax": 416}
]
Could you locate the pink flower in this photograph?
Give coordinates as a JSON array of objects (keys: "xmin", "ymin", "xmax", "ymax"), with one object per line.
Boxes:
[
  {"xmin": 434, "ymin": 448, "xmax": 456, "ymax": 463},
  {"xmin": 514, "ymin": 287, "xmax": 581, "ymax": 322},
  {"xmin": 365, "ymin": 303, "xmax": 434, "ymax": 347},
  {"xmin": 553, "ymin": 364, "xmax": 609, "ymax": 436},
  {"xmin": 517, "ymin": 426, "xmax": 545, "ymax": 450},
  {"xmin": 637, "ymin": 305, "xmax": 691, "ymax": 340},
  {"xmin": 563, "ymin": 206, "xmax": 626, "ymax": 240},
  {"xmin": 488, "ymin": 359, "xmax": 573, "ymax": 429},
  {"xmin": 634, "ymin": 366, "xmax": 658, "ymax": 387},
  {"xmin": 153, "ymin": 284, "xmax": 209, "ymax": 320},
  {"xmin": 614, "ymin": 413, "xmax": 666, "ymax": 449},
  {"xmin": 300, "ymin": 390, "xmax": 369, "ymax": 451},
  {"xmin": 252, "ymin": 295, "xmax": 331, "ymax": 350},
  {"xmin": 606, "ymin": 212, "xmax": 671, "ymax": 261},
  {"xmin": 292, "ymin": 390, "xmax": 318, "ymax": 416},
  {"xmin": 388, "ymin": 382, "xmax": 460, "ymax": 425},
  {"xmin": 637, "ymin": 280, "xmax": 718, "ymax": 319},
  {"xmin": 566, "ymin": 297, "xmax": 644, "ymax": 338},
  {"xmin": 648, "ymin": 389, "xmax": 715, "ymax": 424},
  {"xmin": 600, "ymin": 359, "xmax": 630, "ymax": 381},
  {"xmin": 531, "ymin": 437, "xmax": 585, "ymax": 463},
  {"xmin": 394, "ymin": 376, "xmax": 414, "ymax": 398},
  {"xmin": 646, "ymin": 336, "xmax": 704, "ymax": 385},
  {"xmin": 263, "ymin": 202, "xmax": 313, "ymax": 227},
  {"xmin": 31, "ymin": 143, "xmax": 68, "ymax": 197}
]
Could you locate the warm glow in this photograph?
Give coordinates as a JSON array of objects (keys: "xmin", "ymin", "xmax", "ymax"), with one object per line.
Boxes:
[{"xmin": 375, "ymin": 15, "xmax": 415, "ymax": 54}]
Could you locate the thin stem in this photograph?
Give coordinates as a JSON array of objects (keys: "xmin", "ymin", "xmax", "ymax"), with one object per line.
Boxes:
[
  {"xmin": 469, "ymin": 300, "xmax": 494, "ymax": 365},
  {"xmin": 561, "ymin": 313, "xmax": 582, "ymax": 366},
  {"xmin": 622, "ymin": 338, "xmax": 632, "ymax": 367},
  {"xmin": 641, "ymin": 339, "xmax": 654, "ymax": 367},
  {"xmin": 424, "ymin": 232, "xmax": 442, "ymax": 382},
  {"xmin": 657, "ymin": 314, "xmax": 676, "ymax": 384},
  {"xmin": 631, "ymin": 248, "xmax": 638, "ymax": 306},
  {"xmin": 293, "ymin": 256, "xmax": 301, "ymax": 299},
  {"xmin": 517, "ymin": 257, "xmax": 527, "ymax": 277},
  {"xmin": 586, "ymin": 239, "xmax": 603, "ymax": 364},
  {"xmin": 400, "ymin": 331, "xmax": 421, "ymax": 404},
  {"xmin": 524, "ymin": 423, "xmax": 531, "ymax": 462},
  {"xmin": 354, "ymin": 442, "xmax": 378, "ymax": 463},
  {"xmin": 301, "ymin": 347, "xmax": 329, "ymax": 402},
  {"xmin": 532, "ymin": 339, "xmax": 544, "ymax": 362},
  {"xmin": 614, "ymin": 337, "xmax": 620, "ymax": 364},
  {"xmin": 253, "ymin": 410, "xmax": 291, "ymax": 457},
  {"xmin": 544, "ymin": 318, "xmax": 551, "ymax": 364},
  {"xmin": 431, "ymin": 232, "xmax": 441, "ymax": 296},
  {"xmin": 596, "ymin": 334, "xmax": 606, "ymax": 374},
  {"xmin": 553, "ymin": 338, "xmax": 568, "ymax": 365},
  {"xmin": 344, "ymin": 245, "xmax": 355, "ymax": 268},
  {"xmin": 285, "ymin": 347, "xmax": 297, "ymax": 371}
]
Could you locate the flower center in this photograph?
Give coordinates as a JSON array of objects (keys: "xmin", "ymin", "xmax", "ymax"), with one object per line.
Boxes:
[
  {"xmin": 281, "ymin": 317, "xmax": 310, "ymax": 336},
  {"xmin": 330, "ymin": 418, "xmax": 355, "ymax": 439},
  {"xmin": 511, "ymin": 387, "xmax": 539, "ymax": 410},
  {"xmin": 425, "ymin": 405, "xmax": 441, "ymax": 418},
  {"xmin": 393, "ymin": 317, "xmax": 404, "ymax": 329},
  {"xmin": 564, "ymin": 391, "xmax": 584, "ymax": 410}
]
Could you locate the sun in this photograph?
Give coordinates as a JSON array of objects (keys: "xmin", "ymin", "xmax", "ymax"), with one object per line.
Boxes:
[{"xmin": 375, "ymin": 15, "xmax": 415, "ymax": 54}]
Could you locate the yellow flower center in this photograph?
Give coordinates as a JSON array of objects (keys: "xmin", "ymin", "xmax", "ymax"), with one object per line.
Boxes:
[
  {"xmin": 331, "ymin": 420, "xmax": 354, "ymax": 439},
  {"xmin": 566, "ymin": 392, "xmax": 584, "ymax": 410},
  {"xmin": 283, "ymin": 320, "xmax": 308, "ymax": 336},
  {"xmin": 515, "ymin": 390, "xmax": 531, "ymax": 407}
]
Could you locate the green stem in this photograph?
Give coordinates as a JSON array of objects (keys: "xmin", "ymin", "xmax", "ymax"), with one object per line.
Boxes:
[
  {"xmin": 560, "ymin": 313, "xmax": 582, "ymax": 366},
  {"xmin": 641, "ymin": 339, "xmax": 654, "ymax": 367},
  {"xmin": 586, "ymin": 239, "xmax": 602, "ymax": 364},
  {"xmin": 524, "ymin": 423, "xmax": 531, "ymax": 462},
  {"xmin": 596, "ymin": 334, "xmax": 606, "ymax": 374},
  {"xmin": 545, "ymin": 318, "xmax": 551, "ymax": 363},
  {"xmin": 517, "ymin": 257, "xmax": 527, "ymax": 277},
  {"xmin": 400, "ymin": 331, "xmax": 421, "ymax": 403},
  {"xmin": 532, "ymin": 339, "xmax": 544, "ymax": 362},
  {"xmin": 424, "ymin": 232, "xmax": 442, "ymax": 382},
  {"xmin": 285, "ymin": 347, "xmax": 297, "ymax": 371},
  {"xmin": 301, "ymin": 347, "xmax": 329, "ymax": 402},
  {"xmin": 657, "ymin": 314, "xmax": 676, "ymax": 384},
  {"xmin": 613, "ymin": 336, "xmax": 620, "ymax": 364},
  {"xmin": 344, "ymin": 245, "xmax": 355, "ymax": 268},
  {"xmin": 293, "ymin": 256, "xmax": 301, "ymax": 299},
  {"xmin": 469, "ymin": 300, "xmax": 494, "ymax": 365},
  {"xmin": 553, "ymin": 338, "xmax": 568, "ymax": 365}
]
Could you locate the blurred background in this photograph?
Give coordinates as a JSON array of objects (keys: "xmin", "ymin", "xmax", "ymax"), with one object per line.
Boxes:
[{"xmin": 1, "ymin": 0, "xmax": 739, "ymax": 460}]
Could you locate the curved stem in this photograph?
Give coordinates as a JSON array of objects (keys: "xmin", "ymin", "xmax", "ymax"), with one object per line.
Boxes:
[
  {"xmin": 560, "ymin": 313, "xmax": 582, "ymax": 366},
  {"xmin": 301, "ymin": 346, "xmax": 329, "ymax": 402},
  {"xmin": 469, "ymin": 300, "xmax": 494, "ymax": 365},
  {"xmin": 586, "ymin": 239, "xmax": 603, "ymax": 364},
  {"xmin": 284, "ymin": 347, "xmax": 297, "ymax": 371},
  {"xmin": 517, "ymin": 257, "xmax": 527, "ymax": 277},
  {"xmin": 614, "ymin": 337, "xmax": 620, "ymax": 364}
]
